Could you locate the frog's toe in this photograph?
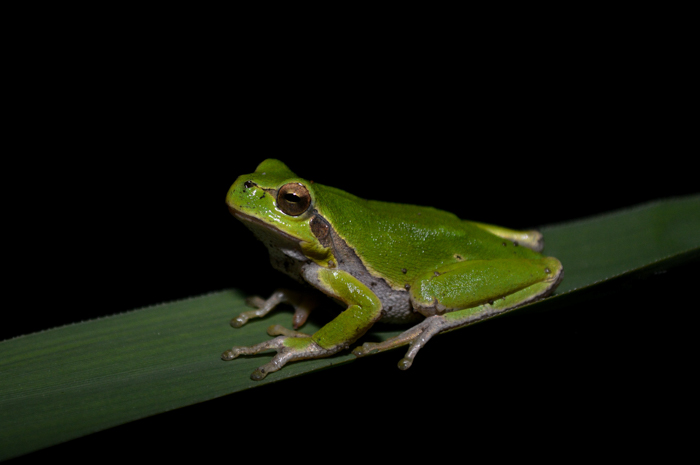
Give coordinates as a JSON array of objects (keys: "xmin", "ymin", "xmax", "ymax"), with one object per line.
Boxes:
[
  {"xmin": 398, "ymin": 358, "xmax": 413, "ymax": 370},
  {"xmin": 222, "ymin": 336, "xmax": 286, "ymax": 362},
  {"xmin": 221, "ymin": 347, "xmax": 243, "ymax": 360},
  {"xmin": 250, "ymin": 361, "xmax": 278, "ymax": 380},
  {"xmin": 230, "ymin": 315, "xmax": 249, "ymax": 328},
  {"xmin": 352, "ymin": 342, "xmax": 381, "ymax": 357},
  {"xmin": 249, "ymin": 349, "xmax": 299, "ymax": 380},
  {"xmin": 398, "ymin": 317, "xmax": 445, "ymax": 366},
  {"xmin": 230, "ymin": 301, "xmax": 276, "ymax": 328}
]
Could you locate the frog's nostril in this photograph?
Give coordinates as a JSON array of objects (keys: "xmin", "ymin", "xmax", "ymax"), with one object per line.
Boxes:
[{"xmin": 244, "ymin": 181, "xmax": 255, "ymax": 189}]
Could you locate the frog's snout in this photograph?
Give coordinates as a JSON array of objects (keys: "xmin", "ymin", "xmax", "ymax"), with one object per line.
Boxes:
[{"xmin": 225, "ymin": 178, "xmax": 248, "ymax": 214}]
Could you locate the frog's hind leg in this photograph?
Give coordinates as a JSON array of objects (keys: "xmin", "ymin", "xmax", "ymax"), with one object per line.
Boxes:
[
  {"xmin": 353, "ymin": 310, "xmax": 491, "ymax": 370},
  {"xmin": 353, "ymin": 283, "xmax": 554, "ymax": 370},
  {"xmin": 353, "ymin": 257, "xmax": 563, "ymax": 370},
  {"xmin": 352, "ymin": 315, "xmax": 452, "ymax": 370}
]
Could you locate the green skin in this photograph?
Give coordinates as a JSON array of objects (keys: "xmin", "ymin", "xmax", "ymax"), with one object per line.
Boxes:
[{"xmin": 223, "ymin": 159, "xmax": 563, "ymax": 380}]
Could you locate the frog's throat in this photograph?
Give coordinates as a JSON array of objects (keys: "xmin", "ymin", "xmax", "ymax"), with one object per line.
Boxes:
[{"xmin": 229, "ymin": 207, "xmax": 301, "ymax": 243}]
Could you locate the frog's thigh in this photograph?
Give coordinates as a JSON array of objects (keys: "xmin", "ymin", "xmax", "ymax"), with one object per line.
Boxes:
[{"xmin": 411, "ymin": 257, "xmax": 562, "ymax": 315}]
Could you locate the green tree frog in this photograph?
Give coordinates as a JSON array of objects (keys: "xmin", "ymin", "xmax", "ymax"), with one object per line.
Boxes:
[{"xmin": 223, "ymin": 159, "xmax": 563, "ymax": 380}]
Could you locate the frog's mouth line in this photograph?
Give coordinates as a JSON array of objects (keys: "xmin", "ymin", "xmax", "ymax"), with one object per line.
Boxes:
[{"xmin": 228, "ymin": 206, "xmax": 301, "ymax": 243}]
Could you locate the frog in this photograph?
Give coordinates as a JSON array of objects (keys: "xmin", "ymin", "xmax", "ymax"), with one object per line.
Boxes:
[{"xmin": 222, "ymin": 159, "xmax": 563, "ymax": 380}]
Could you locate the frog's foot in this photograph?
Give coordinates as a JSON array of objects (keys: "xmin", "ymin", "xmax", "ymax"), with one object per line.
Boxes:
[
  {"xmin": 222, "ymin": 336, "xmax": 337, "ymax": 380},
  {"xmin": 352, "ymin": 315, "xmax": 452, "ymax": 370},
  {"xmin": 231, "ymin": 288, "xmax": 318, "ymax": 329}
]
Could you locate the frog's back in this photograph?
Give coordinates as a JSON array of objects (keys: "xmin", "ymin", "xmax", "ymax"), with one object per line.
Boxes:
[{"xmin": 313, "ymin": 183, "xmax": 540, "ymax": 288}]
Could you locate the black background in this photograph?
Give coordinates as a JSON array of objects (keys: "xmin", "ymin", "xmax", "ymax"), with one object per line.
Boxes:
[{"xmin": 8, "ymin": 27, "xmax": 698, "ymax": 461}]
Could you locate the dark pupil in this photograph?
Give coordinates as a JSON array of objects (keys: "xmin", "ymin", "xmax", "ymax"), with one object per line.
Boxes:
[{"xmin": 284, "ymin": 193, "xmax": 300, "ymax": 203}]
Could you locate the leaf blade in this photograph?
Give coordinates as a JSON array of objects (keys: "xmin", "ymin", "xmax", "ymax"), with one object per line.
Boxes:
[
  {"xmin": 1, "ymin": 194, "xmax": 698, "ymax": 460},
  {"xmin": 543, "ymin": 195, "xmax": 699, "ymax": 294}
]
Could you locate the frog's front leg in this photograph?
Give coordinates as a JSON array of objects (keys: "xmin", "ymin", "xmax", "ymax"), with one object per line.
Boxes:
[
  {"xmin": 231, "ymin": 288, "xmax": 320, "ymax": 329},
  {"xmin": 223, "ymin": 268, "xmax": 382, "ymax": 380},
  {"xmin": 222, "ymin": 336, "xmax": 333, "ymax": 380},
  {"xmin": 353, "ymin": 257, "xmax": 563, "ymax": 370}
]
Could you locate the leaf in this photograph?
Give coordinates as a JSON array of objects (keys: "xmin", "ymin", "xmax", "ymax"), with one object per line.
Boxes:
[{"xmin": 1, "ymin": 195, "xmax": 698, "ymax": 460}]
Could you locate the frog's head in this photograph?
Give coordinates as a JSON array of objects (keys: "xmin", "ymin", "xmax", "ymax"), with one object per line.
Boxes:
[{"xmin": 226, "ymin": 159, "xmax": 333, "ymax": 265}]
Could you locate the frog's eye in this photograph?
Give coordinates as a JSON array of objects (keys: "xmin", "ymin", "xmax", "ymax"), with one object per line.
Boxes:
[{"xmin": 277, "ymin": 183, "xmax": 311, "ymax": 216}]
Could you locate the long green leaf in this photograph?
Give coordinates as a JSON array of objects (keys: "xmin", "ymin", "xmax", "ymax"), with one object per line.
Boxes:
[{"xmin": 1, "ymin": 195, "xmax": 698, "ymax": 460}]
